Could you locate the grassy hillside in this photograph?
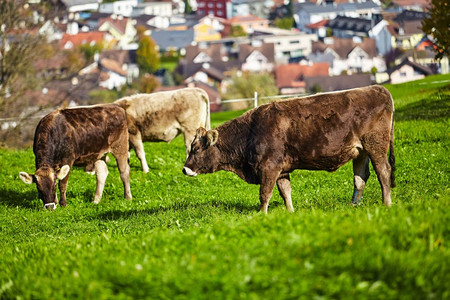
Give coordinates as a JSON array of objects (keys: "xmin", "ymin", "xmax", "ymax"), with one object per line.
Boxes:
[{"xmin": 0, "ymin": 75, "xmax": 449, "ymax": 299}]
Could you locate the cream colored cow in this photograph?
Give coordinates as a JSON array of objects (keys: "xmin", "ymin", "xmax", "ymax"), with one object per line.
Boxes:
[{"xmin": 115, "ymin": 88, "xmax": 210, "ymax": 173}]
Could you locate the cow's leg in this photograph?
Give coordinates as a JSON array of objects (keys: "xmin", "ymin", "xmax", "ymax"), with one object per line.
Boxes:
[
  {"xmin": 351, "ymin": 152, "xmax": 370, "ymax": 205},
  {"xmin": 183, "ymin": 130, "xmax": 195, "ymax": 158},
  {"xmin": 93, "ymin": 160, "xmax": 108, "ymax": 204},
  {"xmin": 58, "ymin": 171, "xmax": 70, "ymax": 207},
  {"xmin": 129, "ymin": 132, "xmax": 149, "ymax": 173},
  {"xmin": 370, "ymin": 155, "xmax": 392, "ymax": 206},
  {"xmin": 277, "ymin": 173, "xmax": 294, "ymax": 212},
  {"xmin": 259, "ymin": 170, "xmax": 279, "ymax": 213},
  {"xmin": 115, "ymin": 154, "xmax": 132, "ymax": 200}
]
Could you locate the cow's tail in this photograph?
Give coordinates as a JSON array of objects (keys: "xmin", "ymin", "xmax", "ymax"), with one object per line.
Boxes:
[
  {"xmin": 389, "ymin": 112, "xmax": 396, "ymax": 188},
  {"xmin": 202, "ymin": 90, "xmax": 211, "ymax": 130}
]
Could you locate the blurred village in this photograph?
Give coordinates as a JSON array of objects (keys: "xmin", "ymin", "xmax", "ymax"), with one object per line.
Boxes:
[{"xmin": 0, "ymin": 0, "xmax": 447, "ymax": 147}]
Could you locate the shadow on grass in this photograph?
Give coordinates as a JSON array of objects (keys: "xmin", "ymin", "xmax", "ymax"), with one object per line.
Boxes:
[
  {"xmin": 95, "ymin": 199, "xmax": 261, "ymax": 221},
  {"xmin": 395, "ymin": 85, "xmax": 450, "ymax": 121},
  {"xmin": 0, "ymin": 188, "xmax": 39, "ymax": 208}
]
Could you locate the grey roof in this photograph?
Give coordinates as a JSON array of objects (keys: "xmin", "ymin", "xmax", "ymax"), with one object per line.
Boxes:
[
  {"xmin": 61, "ymin": 0, "xmax": 99, "ymax": 7},
  {"xmin": 327, "ymin": 16, "xmax": 375, "ymax": 33},
  {"xmin": 150, "ymin": 29, "xmax": 194, "ymax": 50},
  {"xmin": 295, "ymin": 1, "xmax": 379, "ymax": 14}
]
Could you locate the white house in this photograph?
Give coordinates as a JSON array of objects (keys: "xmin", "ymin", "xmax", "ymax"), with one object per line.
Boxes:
[
  {"xmin": 253, "ymin": 27, "xmax": 317, "ymax": 63},
  {"xmin": 61, "ymin": 0, "xmax": 100, "ymax": 12},
  {"xmin": 99, "ymin": 0, "xmax": 138, "ymax": 17},
  {"xmin": 131, "ymin": 1, "xmax": 173, "ymax": 17},
  {"xmin": 309, "ymin": 37, "xmax": 386, "ymax": 76}
]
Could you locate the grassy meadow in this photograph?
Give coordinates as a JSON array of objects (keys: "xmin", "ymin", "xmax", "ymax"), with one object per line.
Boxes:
[{"xmin": 0, "ymin": 75, "xmax": 449, "ymax": 299}]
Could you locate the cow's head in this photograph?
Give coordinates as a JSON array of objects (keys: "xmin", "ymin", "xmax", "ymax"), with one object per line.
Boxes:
[
  {"xmin": 183, "ymin": 127, "xmax": 219, "ymax": 177},
  {"xmin": 19, "ymin": 165, "xmax": 70, "ymax": 210}
]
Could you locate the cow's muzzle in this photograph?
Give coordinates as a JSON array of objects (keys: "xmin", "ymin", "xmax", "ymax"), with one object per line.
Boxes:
[
  {"xmin": 182, "ymin": 167, "xmax": 197, "ymax": 177},
  {"xmin": 44, "ymin": 203, "xmax": 57, "ymax": 210}
]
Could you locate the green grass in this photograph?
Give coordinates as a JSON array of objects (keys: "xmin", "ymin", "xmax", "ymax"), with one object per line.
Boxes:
[{"xmin": 1, "ymin": 75, "xmax": 449, "ymax": 299}]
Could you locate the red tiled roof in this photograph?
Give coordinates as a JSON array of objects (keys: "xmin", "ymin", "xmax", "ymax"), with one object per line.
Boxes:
[
  {"xmin": 100, "ymin": 58, "xmax": 128, "ymax": 76},
  {"xmin": 276, "ymin": 63, "xmax": 329, "ymax": 88},
  {"xmin": 60, "ymin": 31, "xmax": 105, "ymax": 49},
  {"xmin": 228, "ymin": 15, "xmax": 269, "ymax": 24},
  {"xmin": 306, "ymin": 19, "xmax": 329, "ymax": 29}
]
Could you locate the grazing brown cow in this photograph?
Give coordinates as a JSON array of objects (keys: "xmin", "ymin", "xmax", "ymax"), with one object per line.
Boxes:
[
  {"xmin": 19, "ymin": 104, "xmax": 132, "ymax": 209},
  {"xmin": 183, "ymin": 85, "xmax": 395, "ymax": 213},
  {"xmin": 115, "ymin": 87, "xmax": 210, "ymax": 173}
]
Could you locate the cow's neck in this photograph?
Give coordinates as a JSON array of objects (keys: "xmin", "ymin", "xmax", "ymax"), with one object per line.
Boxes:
[{"xmin": 215, "ymin": 118, "xmax": 257, "ymax": 183}]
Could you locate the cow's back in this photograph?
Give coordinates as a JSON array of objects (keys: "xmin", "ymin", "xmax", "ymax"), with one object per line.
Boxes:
[
  {"xmin": 116, "ymin": 88, "xmax": 209, "ymax": 142},
  {"xmin": 235, "ymin": 85, "xmax": 394, "ymax": 172},
  {"xmin": 34, "ymin": 104, "xmax": 127, "ymax": 167}
]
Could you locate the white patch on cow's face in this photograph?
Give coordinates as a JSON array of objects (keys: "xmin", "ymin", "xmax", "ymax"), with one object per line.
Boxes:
[{"xmin": 182, "ymin": 167, "xmax": 198, "ymax": 177}]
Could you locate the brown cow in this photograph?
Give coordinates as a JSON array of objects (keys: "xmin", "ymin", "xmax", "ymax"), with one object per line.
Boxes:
[
  {"xmin": 183, "ymin": 85, "xmax": 395, "ymax": 213},
  {"xmin": 19, "ymin": 104, "xmax": 132, "ymax": 209},
  {"xmin": 115, "ymin": 87, "xmax": 210, "ymax": 173}
]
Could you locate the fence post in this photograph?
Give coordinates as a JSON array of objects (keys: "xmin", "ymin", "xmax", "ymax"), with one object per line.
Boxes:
[{"xmin": 254, "ymin": 91, "xmax": 258, "ymax": 108}]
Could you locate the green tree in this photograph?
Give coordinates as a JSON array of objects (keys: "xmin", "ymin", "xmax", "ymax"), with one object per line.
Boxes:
[
  {"xmin": 275, "ymin": 17, "xmax": 294, "ymax": 30},
  {"xmin": 79, "ymin": 42, "xmax": 103, "ymax": 62},
  {"xmin": 137, "ymin": 36, "xmax": 160, "ymax": 74},
  {"xmin": 222, "ymin": 71, "xmax": 279, "ymax": 109},
  {"xmin": 136, "ymin": 74, "xmax": 160, "ymax": 93},
  {"xmin": 184, "ymin": 0, "xmax": 193, "ymax": 14},
  {"xmin": 422, "ymin": 0, "xmax": 450, "ymax": 60},
  {"xmin": 231, "ymin": 25, "xmax": 247, "ymax": 37}
]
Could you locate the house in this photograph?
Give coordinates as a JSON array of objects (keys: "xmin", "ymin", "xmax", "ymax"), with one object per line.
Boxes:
[
  {"xmin": 229, "ymin": 0, "xmax": 274, "ymax": 18},
  {"xmin": 59, "ymin": 31, "xmax": 112, "ymax": 50},
  {"xmin": 326, "ymin": 15, "xmax": 392, "ymax": 55},
  {"xmin": 239, "ymin": 42, "xmax": 275, "ymax": 72},
  {"xmin": 305, "ymin": 74, "xmax": 373, "ymax": 92},
  {"xmin": 275, "ymin": 62, "xmax": 330, "ymax": 94},
  {"xmin": 309, "ymin": 37, "xmax": 387, "ymax": 75},
  {"xmin": 294, "ymin": 1, "xmax": 380, "ymax": 32},
  {"xmin": 388, "ymin": 58, "xmax": 433, "ymax": 84},
  {"xmin": 98, "ymin": 15, "xmax": 137, "ymax": 49},
  {"xmin": 176, "ymin": 43, "xmax": 237, "ymax": 88},
  {"xmin": 388, "ymin": 10, "xmax": 427, "ymax": 50},
  {"xmin": 196, "ymin": 0, "xmax": 230, "ymax": 18},
  {"xmin": 99, "ymin": 0, "xmax": 138, "ymax": 18},
  {"xmin": 252, "ymin": 27, "xmax": 318, "ymax": 64},
  {"xmin": 131, "ymin": 1, "xmax": 173, "ymax": 17},
  {"xmin": 133, "ymin": 15, "xmax": 162, "ymax": 32},
  {"xmin": 305, "ymin": 19, "xmax": 329, "ymax": 40},
  {"xmin": 392, "ymin": 0, "xmax": 430, "ymax": 11},
  {"xmin": 100, "ymin": 49, "xmax": 139, "ymax": 83},
  {"xmin": 98, "ymin": 58, "xmax": 129, "ymax": 89},
  {"xmin": 61, "ymin": 0, "xmax": 100, "ymax": 13},
  {"xmin": 151, "ymin": 29, "xmax": 195, "ymax": 52},
  {"xmin": 225, "ymin": 15, "xmax": 270, "ymax": 34}
]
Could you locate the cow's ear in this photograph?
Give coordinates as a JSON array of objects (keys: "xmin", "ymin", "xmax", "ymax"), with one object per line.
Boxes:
[
  {"xmin": 206, "ymin": 130, "xmax": 219, "ymax": 146},
  {"xmin": 196, "ymin": 127, "xmax": 207, "ymax": 137},
  {"xmin": 57, "ymin": 165, "xmax": 70, "ymax": 180},
  {"xmin": 19, "ymin": 172, "xmax": 34, "ymax": 184}
]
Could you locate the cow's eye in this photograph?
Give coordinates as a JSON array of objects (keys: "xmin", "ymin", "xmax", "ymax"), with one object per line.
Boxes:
[{"xmin": 193, "ymin": 146, "xmax": 199, "ymax": 154}]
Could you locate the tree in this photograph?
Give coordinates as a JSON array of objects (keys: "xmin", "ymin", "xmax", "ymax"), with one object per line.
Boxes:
[
  {"xmin": 275, "ymin": 17, "xmax": 295, "ymax": 30},
  {"xmin": 222, "ymin": 71, "xmax": 279, "ymax": 109},
  {"xmin": 136, "ymin": 36, "xmax": 160, "ymax": 74},
  {"xmin": 422, "ymin": 0, "xmax": 450, "ymax": 60},
  {"xmin": 0, "ymin": 0, "xmax": 47, "ymax": 117},
  {"xmin": 184, "ymin": 0, "xmax": 193, "ymax": 14},
  {"xmin": 231, "ymin": 25, "xmax": 247, "ymax": 37},
  {"xmin": 136, "ymin": 74, "xmax": 160, "ymax": 93}
]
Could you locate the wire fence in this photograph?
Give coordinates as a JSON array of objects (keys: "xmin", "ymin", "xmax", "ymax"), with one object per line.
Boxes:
[
  {"xmin": 221, "ymin": 92, "xmax": 309, "ymax": 108},
  {"xmin": 0, "ymin": 92, "xmax": 310, "ymax": 132}
]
